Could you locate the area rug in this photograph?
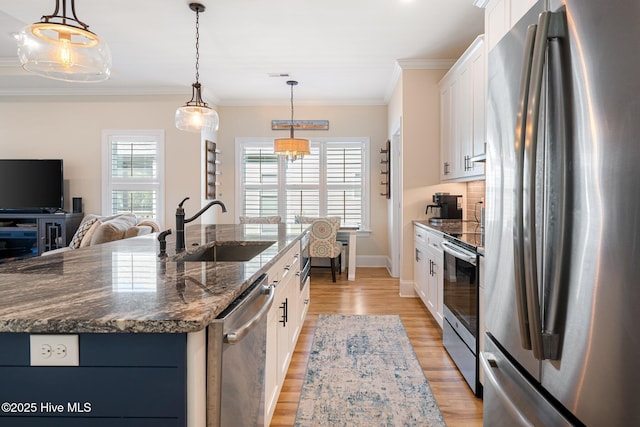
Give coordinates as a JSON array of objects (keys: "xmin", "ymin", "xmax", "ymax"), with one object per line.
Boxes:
[{"xmin": 295, "ymin": 314, "xmax": 446, "ymax": 426}]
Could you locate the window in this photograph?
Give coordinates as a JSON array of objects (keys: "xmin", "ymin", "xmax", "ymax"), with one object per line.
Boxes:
[
  {"xmin": 236, "ymin": 138, "xmax": 369, "ymax": 229},
  {"xmin": 102, "ymin": 130, "xmax": 164, "ymax": 225}
]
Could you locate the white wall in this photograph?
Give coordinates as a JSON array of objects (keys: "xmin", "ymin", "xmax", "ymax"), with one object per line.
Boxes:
[
  {"xmin": 0, "ymin": 96, "xmax": 389, "ymax": 259},
  {"xmin": 387, "ymin": 68, "xmax": 469, "ymax": 288},
  {"xmin": 0, "ymin": 95, "xmax": 202, "ymax": 229},
  {"xmin": 216, "ymin": 105, "xmax": 389, "ymax": 258}
]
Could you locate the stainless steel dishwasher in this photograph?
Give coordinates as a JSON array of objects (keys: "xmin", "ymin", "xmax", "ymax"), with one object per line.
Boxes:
[{"xmin": 207, "ymin": 274, "xmax": 274, "ymax": 427}]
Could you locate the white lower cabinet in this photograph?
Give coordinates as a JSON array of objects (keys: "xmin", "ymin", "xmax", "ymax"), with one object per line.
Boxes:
[
  {"xmin": 414, "ymin": 225, "xmax": 444, "ymax": 328},
  {"xmin": 264, "ymin": 241, "xmax": 308, "ymax": 425},
  {"xmin": 414, "ymin": 233, "xmax": 429, "ymax": 307},
  {"xmin": 426, "ymin": 239, "xmax": 444, "ymax": 327}
]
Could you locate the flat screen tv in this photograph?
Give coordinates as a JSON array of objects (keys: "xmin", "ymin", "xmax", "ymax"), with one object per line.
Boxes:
[{"xmin": 0, "ymin": 159, "xmax": 64, "ymax": 213}]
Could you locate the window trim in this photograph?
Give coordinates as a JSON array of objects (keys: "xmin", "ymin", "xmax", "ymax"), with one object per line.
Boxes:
[
  {"xmin": 101, "ymin": 129, "xmax": 165, "ymax": 226},
  {"xmin": 235, "ymin": 137, "xmax": 370, "ymax": 231}
]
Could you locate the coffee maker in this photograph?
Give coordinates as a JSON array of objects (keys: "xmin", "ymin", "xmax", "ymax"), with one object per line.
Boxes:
[{"xmin": 426, "ymin": 193, "xmax": 462, "ymax": 224}]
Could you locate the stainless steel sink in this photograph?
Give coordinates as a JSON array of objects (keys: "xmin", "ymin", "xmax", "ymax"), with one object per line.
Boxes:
[{"xmin": 175, "ymin": 241, "xmax": 275, "ymax": 262}]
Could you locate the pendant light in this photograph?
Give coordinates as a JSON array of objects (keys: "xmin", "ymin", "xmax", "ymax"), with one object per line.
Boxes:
[
  {"xmin": 175, "ymin": 3, "xmax": 219, "ymax": 134},
  {"xmin": 274, "ymin": 80, "xmax": 310, "ymax": 162},
  {"xmin": 15, "ymin": 0, "xmax": 111, "ymax": 82}
]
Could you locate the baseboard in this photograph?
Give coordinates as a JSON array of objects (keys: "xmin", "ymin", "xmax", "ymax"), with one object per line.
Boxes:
[
  {"xmin": 399, "ymin": 279, "xmax": 416, "ymax": 298},
  {"xmin": 355, "ymin": 255, "xmax": 387, "ymax": 268},
  {"xmin": 311, "ymin": 255, "xmax": 390, "ymax": 270}
]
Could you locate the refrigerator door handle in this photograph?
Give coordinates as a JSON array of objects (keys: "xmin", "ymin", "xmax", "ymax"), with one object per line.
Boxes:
[
  {"xmin": 541, "ymin": 13, "xmax": 569, "ymax": 361},
  {"xmin": 523, "ymin": 11, "xmax": 552, "ymax": 360},
  {"xmin": 513, "ymin": 23, "xmax": 539, "ymax": 352}
]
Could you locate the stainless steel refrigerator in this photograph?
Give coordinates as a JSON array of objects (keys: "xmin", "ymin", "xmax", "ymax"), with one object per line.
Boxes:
[{"xmin": 483, "ymin": 1, "xmax": 640, "ymax": 425}]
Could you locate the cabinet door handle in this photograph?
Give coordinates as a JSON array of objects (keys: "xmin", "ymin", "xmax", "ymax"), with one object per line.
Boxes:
[{"xmin": 279, "ymin": 298, "xmax": 288, "ymax": 327}]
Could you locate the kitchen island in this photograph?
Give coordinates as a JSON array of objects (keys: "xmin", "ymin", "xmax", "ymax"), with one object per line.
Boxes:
[{"xmin": 0, "ymin": 223, "xmax": 308, "ymax": 426}]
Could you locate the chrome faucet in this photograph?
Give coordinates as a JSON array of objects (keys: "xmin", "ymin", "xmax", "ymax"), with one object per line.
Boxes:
[{"xmin": 175, "ymin": 197, "xmax": 227, "ymax": 252}]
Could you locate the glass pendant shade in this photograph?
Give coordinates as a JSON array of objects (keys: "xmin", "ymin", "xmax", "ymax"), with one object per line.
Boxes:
[
  {"xmin": 175, "ymin": 83, "xmax": 220, "ymax": 133},
  {"xmin": 15, "ymin": 2, "xmax": 111, "ymax": 82},
  {"xmin": 175, "ymin": 3, "xmax": 218, "ymax": 134}
]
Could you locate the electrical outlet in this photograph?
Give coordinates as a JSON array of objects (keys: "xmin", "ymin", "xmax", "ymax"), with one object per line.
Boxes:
[
  {"xmin": 54, "ymin": 344, "xmax": 67, "ymax": 358},
  {"xmin": 40, "ymin": 344, "xmax": 52, "ymax": 359},
  {"xmin": 30, "ymin": 335, "xmax": 79, "ymax": 366}
]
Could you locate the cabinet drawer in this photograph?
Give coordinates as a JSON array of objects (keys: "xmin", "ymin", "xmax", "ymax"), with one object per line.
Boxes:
[
  {"xmin": 426, "ymin": 231, "xmax": 443, "ymax": 248},
  {"xmin": 414, "ymin": 226, "xmax": 429, "ymax": 246},
  {"xmin": 270, "ymin": 244, "xmax": 300, "ymax": 286}
]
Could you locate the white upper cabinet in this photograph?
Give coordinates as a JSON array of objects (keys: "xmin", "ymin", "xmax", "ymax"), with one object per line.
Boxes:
[
  {"xmin": 439, "ymin": 35, "xmax": 485, "ymax": 182},
  {"xmin": 439, "ymin": 80, "xmax": 459, "ymax": 180},
  {"xmin": 485, "ymin": 0, "xmax": 538, "ymax": 52}
]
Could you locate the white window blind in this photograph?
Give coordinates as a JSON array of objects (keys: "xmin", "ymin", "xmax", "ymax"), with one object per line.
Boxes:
[
  {"xmin": 285, "ymin": 145, "xmax": 320, "ymax": 223},
  {"xmin": 242, "ymin": 146, "xmax": 279, "ymax": 217},
  {"xmin": 102, "ymin": 130, "xmax": 164, "ymax": 225},
  {"xmin": 237, "ymin": 138, "xmax": 369, "ymax": 229},
  {"xmin": 326, "ymin": 146, "xmax": 363, "ymax": 225}
]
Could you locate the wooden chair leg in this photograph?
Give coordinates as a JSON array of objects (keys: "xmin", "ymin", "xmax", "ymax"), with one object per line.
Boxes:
[{"xmin": 330, "ymin": 257, "xmax": 337, "ymax": 282}]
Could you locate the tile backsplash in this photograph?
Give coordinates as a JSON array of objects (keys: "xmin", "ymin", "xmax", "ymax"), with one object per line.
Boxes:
[{"xmin": 466, "ymin": 180, "xmax": 486, "ymax": 222}]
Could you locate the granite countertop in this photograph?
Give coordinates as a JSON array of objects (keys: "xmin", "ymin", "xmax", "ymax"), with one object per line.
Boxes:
[
  {"xmin": 0, "ymin": 224, "xmax": 308, "ymax": 334},
  {"xmin": 413, "ymin": 219, "xmax": 485, "ymax": 254}
]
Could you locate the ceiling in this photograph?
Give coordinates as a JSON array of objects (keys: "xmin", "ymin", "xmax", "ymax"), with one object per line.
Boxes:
[{"xmin": 0, "ymin": 0, "xmax": 483, "ymax": 106}]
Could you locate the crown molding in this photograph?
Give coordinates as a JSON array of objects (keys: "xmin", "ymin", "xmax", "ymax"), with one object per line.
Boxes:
[
  {"xmin": 0, "ymin": 86, "xmax": 188, "ymax": 97},
  {"xmin": 383, "ymin": 58, "xmax": 455, "ymax": 102},
  {"xmin": 396, "ymin": 58, "xmax": 456, "ymax": 70},
  {"xmin": 217, "ymin": 97, "xmax": 387, "ymax": 107}
]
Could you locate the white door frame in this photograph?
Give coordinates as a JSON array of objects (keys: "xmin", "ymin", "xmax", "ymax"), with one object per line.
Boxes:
[{"xmin": 388, "ymin": 121, "xmax": 402, "ymax": 278}]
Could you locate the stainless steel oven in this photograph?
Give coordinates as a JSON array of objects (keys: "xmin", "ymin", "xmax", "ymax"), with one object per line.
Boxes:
[{"xmin": 441, "ymin": 237, "xmax": 480, "ymax": 396}]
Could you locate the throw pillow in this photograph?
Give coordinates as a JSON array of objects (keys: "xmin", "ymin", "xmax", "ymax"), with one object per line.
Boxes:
[
  {"xmin": 69, "ymin": 217, "xmax": 99, "ymax": 249},
  {"xmin": 79, "ymin": 219, "xmax": 102, "ymax": 248},
  {"xmin": 90, "ymin": 213, "xmax": 137, "ymax": 245}
]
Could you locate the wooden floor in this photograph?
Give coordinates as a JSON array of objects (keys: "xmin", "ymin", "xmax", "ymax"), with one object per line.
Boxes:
[{"xmin": 270, "ymin": 267, "xmax": 483, "ymax": 426}]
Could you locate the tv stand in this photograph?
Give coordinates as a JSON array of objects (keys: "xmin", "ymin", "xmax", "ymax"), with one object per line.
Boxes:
[{"xmin": 0, "ymin": 212, "xmax": 83, "ymax": 263}]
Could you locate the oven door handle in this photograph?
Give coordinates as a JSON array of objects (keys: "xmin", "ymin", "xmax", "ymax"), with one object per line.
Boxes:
[{"xmin": 441, "ymin": 241, "xmax": 476, "ymax": 264}]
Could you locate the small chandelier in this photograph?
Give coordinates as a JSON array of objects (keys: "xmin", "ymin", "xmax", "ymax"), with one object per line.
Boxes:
[
  {"xmin": 175, "ymin": 3, "xmax": 219, "ymax": 134},
  {"xmin": 15, "ymin": 0, "xmax": 111, "ymax": 82},
  {"xmin": 274, "ymin": 80, "xmax": 310, "ymax": 162}
]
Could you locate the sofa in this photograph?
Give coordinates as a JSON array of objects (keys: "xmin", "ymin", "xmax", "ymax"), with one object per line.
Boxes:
[{"xmin": 41, "ymin": 213, "xmax": 159, "ymax": 256}]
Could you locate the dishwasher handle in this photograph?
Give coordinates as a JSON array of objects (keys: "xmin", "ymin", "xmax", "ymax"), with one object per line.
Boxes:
[{"xmin": 224, "ymin": 284, "xmax": 275, "ymax": 344}]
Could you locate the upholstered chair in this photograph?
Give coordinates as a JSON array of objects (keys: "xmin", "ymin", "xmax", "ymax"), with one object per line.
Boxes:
[
  {"xmin": 297, "ymin": 216, "xmax": 342, "ymax": 282},
  {"xmin": 239, "ymin": 215, "xmax": 282, "ymax": 224}
]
